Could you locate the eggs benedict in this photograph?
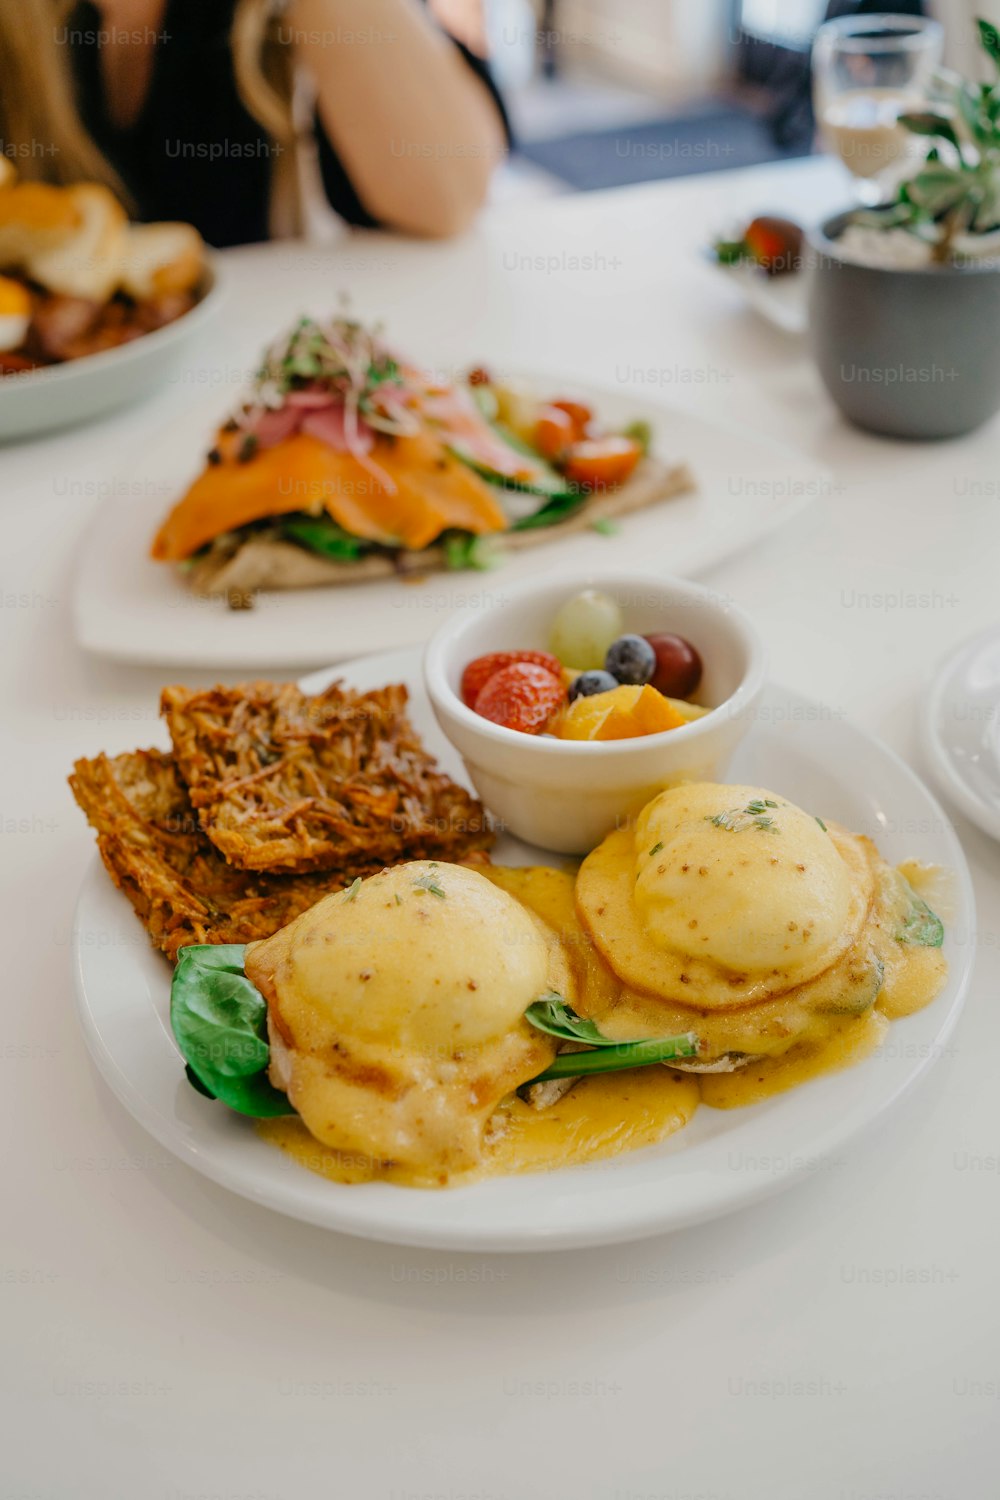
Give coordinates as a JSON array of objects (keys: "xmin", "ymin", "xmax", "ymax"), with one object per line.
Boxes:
[
  {"xmin": 573, "ymin": 783, "xmax": 947, "ymax": 1073},
  {"xmin": 244, "ymin": 861, "xmax": 565, "ymax": 1183},
  {"xmin": 170, "ymin": 784, "xmax": 948, "ymax": 1187}
]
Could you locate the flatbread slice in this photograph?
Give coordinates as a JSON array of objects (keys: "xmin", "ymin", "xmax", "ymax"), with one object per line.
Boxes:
[{"xmin": 186, "ymin": 456, "xmax": 696, "ymax": 598}]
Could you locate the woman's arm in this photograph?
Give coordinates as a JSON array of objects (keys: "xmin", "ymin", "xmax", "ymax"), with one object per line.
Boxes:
[{"xmin": 289, "ymin": 0, "xmax": 507, "ymax": 236}]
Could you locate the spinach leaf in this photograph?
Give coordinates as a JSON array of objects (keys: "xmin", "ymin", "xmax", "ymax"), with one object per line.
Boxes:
[
  {"xmin": 281, "ymin": 513, "xmax": 371, "ymax": 562},
  {"xmin": 897, "ymin": 880, "xmax": 945, "ymax": 947},
  {"xmin": 527, "ymin": 992, "xmax": 633, "ymax": 1046},
  {"xmin": 525, "ymin": 993, "xmax": 699, "ymax": 1079},
  {"xmin": 171, "ymin": 944, "xmax": 296, "ymax": 1118},
  {"xmin": 509, "ymin": 490, "xmax": 589, "ymax": 531}
]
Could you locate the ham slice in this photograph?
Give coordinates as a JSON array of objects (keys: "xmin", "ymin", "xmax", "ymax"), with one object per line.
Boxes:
[
  {"xmin": 301, "ymin": 403, "xmax": 373, "ymax": 454},
  {"xmin": 253, "ymin": 404, "xmax": 302, "ymax": 449}
]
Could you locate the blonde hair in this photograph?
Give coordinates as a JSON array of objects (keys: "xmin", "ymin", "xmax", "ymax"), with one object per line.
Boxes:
[
  {"xmin": 0, "ymin": 0, "xmax": 300, "ymax": 226},
  {"xmin": 0, "ymin": 0, "xmax": 126, "ymax": 190}
]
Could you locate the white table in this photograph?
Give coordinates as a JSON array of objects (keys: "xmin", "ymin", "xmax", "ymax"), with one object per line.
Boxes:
[{"xmin": 4, "ymin": 155, "xmax": 998, "ymax": 1499}]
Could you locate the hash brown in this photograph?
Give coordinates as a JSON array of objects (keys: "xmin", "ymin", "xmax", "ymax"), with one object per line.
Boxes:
[
  {"xmin": 69, "ymin": 749, "xmax": 381, "ymax": 963},
  {"xmin": 160, "ymin": 680, "xmax": 493, "ymax": 875}
]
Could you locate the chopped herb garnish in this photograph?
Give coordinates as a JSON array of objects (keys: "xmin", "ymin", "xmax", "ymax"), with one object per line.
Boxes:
[
  {"xmin": 412, "ymin": 873, "xmax": 446, "ymax": 898},
  {"xmin": 343, "ymin": 877, "xmax": 362, "ymax": 902},
  {"xmin": 815, "ymin": 816, "xmax": 828, "ymax": 832},
  {"xmin": 591, "ymin": 517, "xmax": 620, "ymax": 536},
  {"xmin": 709, "ymin": 800, "xmax": 781, "ymax": 833},
  {"xmin": 649, "ymin": 841, "xmax": 664, "ymax": 856}
]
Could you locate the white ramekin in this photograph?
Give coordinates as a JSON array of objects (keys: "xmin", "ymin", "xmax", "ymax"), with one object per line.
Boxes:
[{"xmin": 424, "ymin": 568, "xmax": 767, "ymax": 854}]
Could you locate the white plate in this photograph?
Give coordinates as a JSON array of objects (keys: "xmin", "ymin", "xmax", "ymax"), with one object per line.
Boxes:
[
  {"xmin": 712, "ymin": 258, "xmax": 808, "ymax": 335},
  {"xmin": 71, "ymin": 651, "xmax": 974, "ymax": 1251},
  {"xmin": 73, "ymin": 378, "xmax": 828, "ymax": 668},
  {"xmin": 921, "ymin": 623, "xmax": 1000, "ymax": 842},
  {"xmin": 0, "ymin": 263, "xmax": 224, "ymax": 441}
]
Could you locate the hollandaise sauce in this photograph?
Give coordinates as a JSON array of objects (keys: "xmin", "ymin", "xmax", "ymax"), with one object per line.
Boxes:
[{"xmin": 257, "ymin": 849, "xmax": 948, "ymax": 1190}]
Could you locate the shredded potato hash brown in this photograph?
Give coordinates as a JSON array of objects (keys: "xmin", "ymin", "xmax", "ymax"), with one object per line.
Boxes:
[
  {"xmin": 160, "ymin": 680, "xmax": 493, "ymax": 874},
  {"xmin": 69, "ymin": 749, "xmax": 390, "ymax": 962}
]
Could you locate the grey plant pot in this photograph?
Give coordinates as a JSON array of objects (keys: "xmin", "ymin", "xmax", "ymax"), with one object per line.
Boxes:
[{"xmin": 807, "ymin": 211, "xmax": 1000, "ymax": 440}]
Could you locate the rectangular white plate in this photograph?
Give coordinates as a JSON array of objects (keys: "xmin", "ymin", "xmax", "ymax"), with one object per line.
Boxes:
[{"xmin": 73, "ymin": 375, "xmax": 828, "ymax": 669}]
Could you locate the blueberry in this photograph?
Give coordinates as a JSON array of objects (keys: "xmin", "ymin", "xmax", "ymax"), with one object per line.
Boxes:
[
  {"xmin": 568, "ymin": 669, "xmax": 618, "ymax": 702},
  {"xmin": 605, "ymin": 634, "xmax": 656, "ymax": 686}
]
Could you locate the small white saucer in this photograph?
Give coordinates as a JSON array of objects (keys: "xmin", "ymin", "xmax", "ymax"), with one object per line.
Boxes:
[{"xmin": 921, "ymin": 623, "xmax": 1000, "ymax": 842}]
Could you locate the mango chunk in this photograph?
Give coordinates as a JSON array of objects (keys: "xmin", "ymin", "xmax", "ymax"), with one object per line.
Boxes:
[{"xmin": 557, "ymin": 684, "xmax": 687, "ymax": 741}]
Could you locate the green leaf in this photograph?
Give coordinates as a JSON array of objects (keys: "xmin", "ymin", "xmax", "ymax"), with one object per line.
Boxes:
[
  {"xmin": 958, "ymin": 84, "xmax": 992, "ymax": 150},
  {"xmin": 897, "ymin": 111, "xmax": 961, "ymax": 152},
  {"xmin": 510, "ymin": 490, "xmax": 589, "ymax": 532},
  {"xmin": 525, "ymin": 993, "xmax": 699, "ymax": 1079},
  {"xmin": 897, "ymin": 881, "xmax": 945, "ymax": 948},
  {"xmin": 171, "ymin": 944, "xmax": 296, "ymax": 1118},
  {"xmin": 907, "ymin": 163, "xmax": 970, "ymax": 217},
  {"xmin": 978, "ymin": 17, "xmax": 1000, "ymax": 70},
  {"xmin": 470, "ymin": 384, "xmax": 499, "ymax": 422},
  {"xmin": 623, "ymin": 419, "xmax": 653, "ymax": 454},
  {"xmin": 713, "ymin": 237, "xmax": 748, "ymax": 265},
  {"xmin": 526, "ymin": 993, "xmax": 628, "ymax": 1046},
  {"xmin": 281, "ymin": 513, "xmax": 370, "ymax": 562},
  {"xmin": 442, "ymin": 531, "xmax": 502, "ymax": 572}
]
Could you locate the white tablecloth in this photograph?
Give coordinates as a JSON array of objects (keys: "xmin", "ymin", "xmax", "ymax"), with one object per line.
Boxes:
[{"xmin": 3, "ymin": 154, "xmax": 997, "ymax": 1498}]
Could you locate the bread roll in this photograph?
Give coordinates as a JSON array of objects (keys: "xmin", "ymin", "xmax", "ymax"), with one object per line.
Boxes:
[
  {"xmin": 120, "ymin": 221, "xmax": 204, "ymax": 300},
  {"xmin": 23, "ymin": 183, "xmax": 126, "ymax": 301},
  {"xmin": 0, "ymin": 181, "xmax": 81, "ymax": 267}
]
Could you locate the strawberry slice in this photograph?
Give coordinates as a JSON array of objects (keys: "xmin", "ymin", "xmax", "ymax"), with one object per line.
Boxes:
[
  {"xmin": 473, "ymin": 662, "xmax": 566, "ymax": 734},
  {"xmin": 461, "ymin": 650, "xmax": 563, "ymax": 709}
]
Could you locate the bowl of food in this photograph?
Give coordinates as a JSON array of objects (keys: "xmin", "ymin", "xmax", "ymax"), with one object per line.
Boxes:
[
  {"xmin": 0, "ymin": 170, "xmax": 220, "ymax": 439},
  {"xmin": 424, "ymin": 570, "xmax": 767, "ymax": 852}
]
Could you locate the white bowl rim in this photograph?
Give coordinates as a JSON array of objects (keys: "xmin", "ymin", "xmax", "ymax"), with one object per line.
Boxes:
[
  {"xmin": 0, "ymin": 254, "xmax": 224, "ymax": 393},
  {"xmin": 423, "ymin": 567, "xmax": 768, "ymax": 757}
]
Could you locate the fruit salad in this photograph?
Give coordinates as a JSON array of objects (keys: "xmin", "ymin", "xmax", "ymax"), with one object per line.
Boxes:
[{"xmin": 461, "ymin": 590, "xmax": 708, "ymax": 741}]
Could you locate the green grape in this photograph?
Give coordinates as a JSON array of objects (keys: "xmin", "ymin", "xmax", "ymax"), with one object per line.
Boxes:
[{"xmin": 549, "ymin": 590, "xmax": 624, "ymax": 669}]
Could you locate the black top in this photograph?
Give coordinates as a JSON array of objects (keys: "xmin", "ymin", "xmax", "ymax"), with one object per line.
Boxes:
[{"xmin": 65, "ymin": 0, "xmax": 508, "ymax": 247}]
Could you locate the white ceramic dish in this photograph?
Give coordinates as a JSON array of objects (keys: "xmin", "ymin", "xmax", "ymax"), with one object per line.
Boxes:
[
  {"xmin": 921, "ymin": 622, "xmax": 1000, "ymax": 841},
  {"xmin": 73, "ymin": 377, "xmax": 830, "ymax": 668},
  {"xmin": 711, "ymin": 257, "xmax": 808, "ymax": 335},
  {"xmin": 424, "ymin": 568, "xmax": 766, "ymax": 852},
  {"xmin": 72, "ymin": 647, "xmax": 974, "ymax": 1251},
  {"xmin": 0, "ymin": 262, "xmax": 224, "ymax": 441}
]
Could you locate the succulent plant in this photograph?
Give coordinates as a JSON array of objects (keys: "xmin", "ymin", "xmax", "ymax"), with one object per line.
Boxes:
[{"xmin": 862, "ymin": 18, "xmax": 1000, "ymax": 262}]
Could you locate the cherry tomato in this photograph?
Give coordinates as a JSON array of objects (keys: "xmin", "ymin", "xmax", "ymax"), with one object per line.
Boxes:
[
  {"xmin": 461, "ymin": 650, "xmax": 563, "ymax": 709},
  {"xmin": 550, "ymin": 399, "xmax": 593, "ymax": 438},
  {"xmin": 474, "ymin": 662, "xmax": 566, "ymax": 734},
  {"xmin": 534, "ymin": 405, "xmax": 577, "ymax": 463},
  {"xmin": 563, "ymin": 436, "xmax": 641, "ymax": 491}
]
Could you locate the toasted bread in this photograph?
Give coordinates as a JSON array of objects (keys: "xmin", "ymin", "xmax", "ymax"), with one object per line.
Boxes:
[
  {"xmin": 0, "ymin": 181, "xmax": 81, "ymax": 267},
  {"xmin": 24, "ymin": 183, "xmax": 126, "ymax": 301},
  {"xmin": 120, "ymin": 221, "xmax": 205, "ymax": 300}
]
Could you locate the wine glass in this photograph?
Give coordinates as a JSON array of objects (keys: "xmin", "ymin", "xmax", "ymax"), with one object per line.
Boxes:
[{"xmin": 812, "ymin": 13, "xmax": 944, "ymax": 205}]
